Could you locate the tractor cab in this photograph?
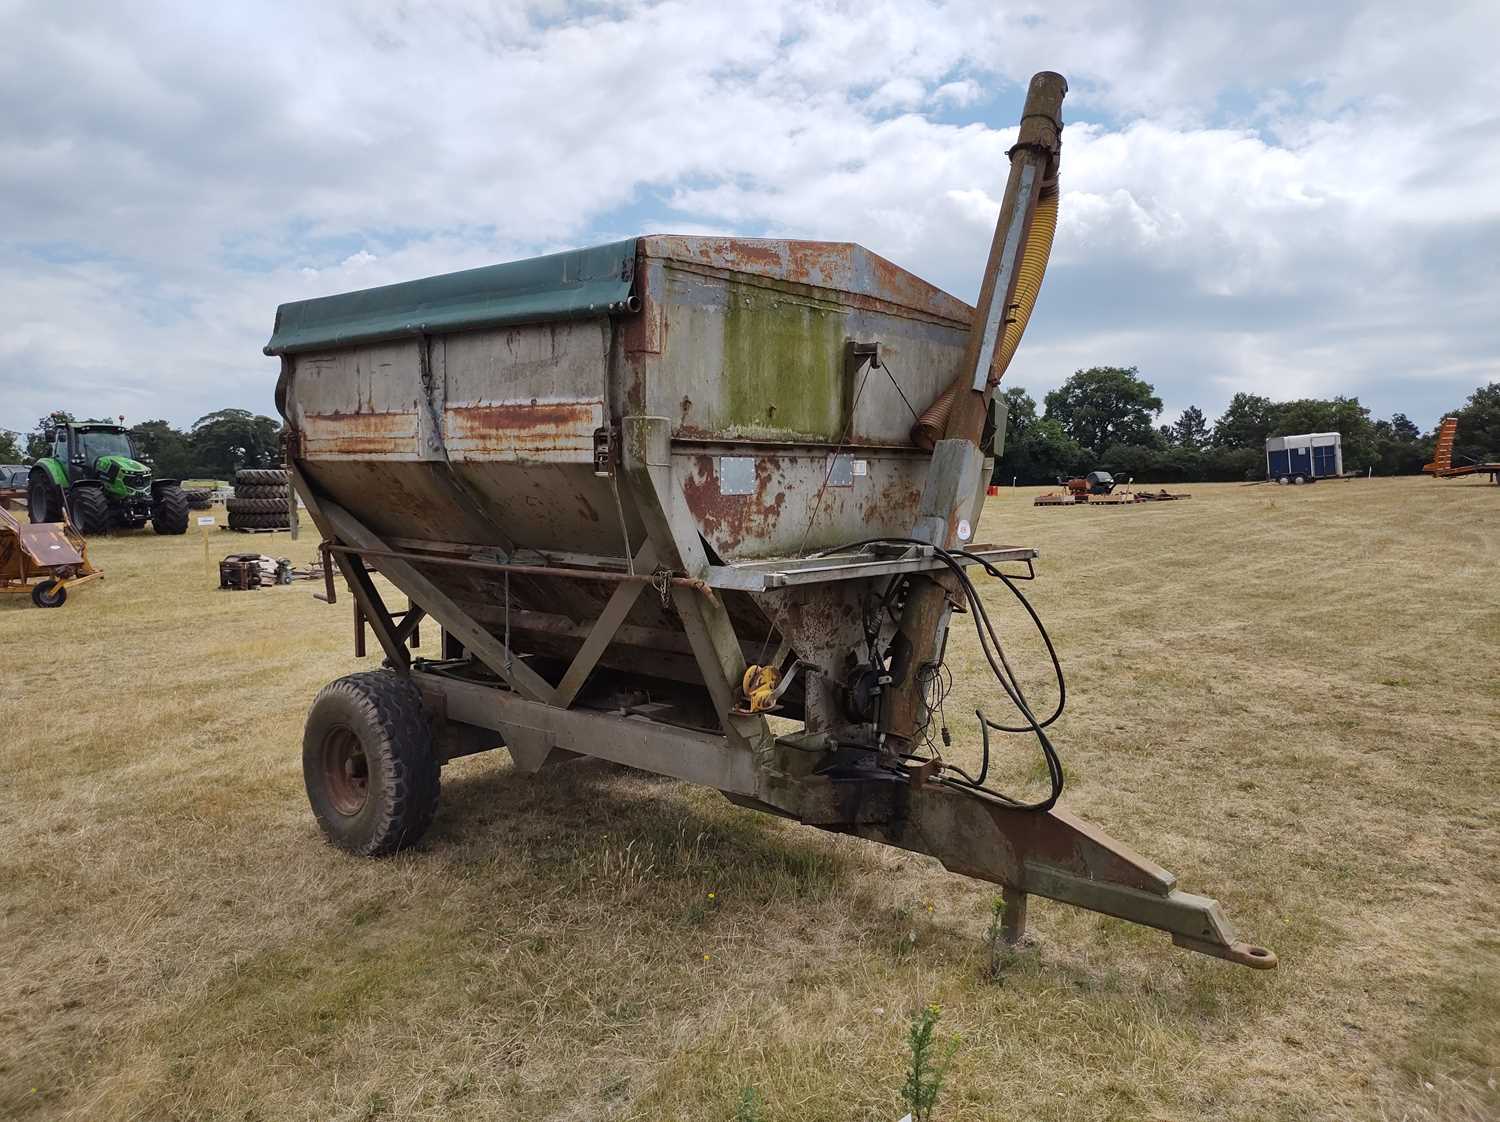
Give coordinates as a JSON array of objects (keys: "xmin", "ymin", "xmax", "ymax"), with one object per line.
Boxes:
[{"xmin": 53, "ymin": 424, "xmax": 147, "ymax": 484}]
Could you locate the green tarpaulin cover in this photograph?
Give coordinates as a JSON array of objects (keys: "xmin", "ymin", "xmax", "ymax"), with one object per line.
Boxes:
[{"xmin": 264, "ymin": 238, "xmax": 637, "ymax": 355}]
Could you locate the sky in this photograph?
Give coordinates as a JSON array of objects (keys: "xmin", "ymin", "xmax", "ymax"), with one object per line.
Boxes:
[{"xmin": 3, "ymin": 0, "xmax": 1498, "ymax": 441}]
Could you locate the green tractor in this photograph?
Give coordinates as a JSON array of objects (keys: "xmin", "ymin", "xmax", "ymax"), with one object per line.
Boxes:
[{"xmin": 27, "ymin": 421, "xmax": 189, "ymax": 535}]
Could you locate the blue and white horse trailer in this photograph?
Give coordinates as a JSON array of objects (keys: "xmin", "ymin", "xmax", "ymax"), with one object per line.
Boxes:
[{"xmin": 1265, "ymin": 432, "xmax": 1343, "ymax": 484}]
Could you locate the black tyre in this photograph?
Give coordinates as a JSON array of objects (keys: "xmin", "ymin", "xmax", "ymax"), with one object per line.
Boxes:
[
  {"xmin": 185, "ymin": 489, "xmax": 213, "ymax": 509},
  {"xmin": 31, "ymin": 580, "xmax": 66, "ymax": 608},
  {"xmin": 236, "ymin": 468, "xmax": 287, "ymax": 487},
  {"xmin": 69, "ymin": 486, "xmax": 110, "ymax": 535},
  {"xmin": 232, "ymin": 485, "xmax": 286, "ymax": 500},
  {"xmin": 27, "ymin": 472, "xmax": 59, "ymax": 522},
  {"xmin": 303, "ymin": 671, "xmax": 440, "ymax": 856},
  {"xmin": 226, "ymin": 497, "xmax": 287, "ymax": 514},
  {"xmin": 1293, "ymin": 475, "xmax": 1306, "ymax": 485},
  {"xmin": 151, "ymin": 484, "xmax": 189, "ymax": 534},
  {"xmin": 228, "ymin": 512, "xmax": 289, "ymax": 529}
]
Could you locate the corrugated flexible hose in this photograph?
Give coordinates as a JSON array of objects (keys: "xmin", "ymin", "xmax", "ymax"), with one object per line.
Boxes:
[{"xmin": 912, "ymin": 180, "xmax": 1059, "ymax": 449}]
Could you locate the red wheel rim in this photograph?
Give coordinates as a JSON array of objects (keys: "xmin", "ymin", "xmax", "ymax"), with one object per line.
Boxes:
[{"xmin": 320, "ymin": 726, "xmax": 369, "ymax": 816}]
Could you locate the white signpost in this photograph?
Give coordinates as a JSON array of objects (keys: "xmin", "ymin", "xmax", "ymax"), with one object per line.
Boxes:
[{"xmin": 199, "ymin": 515, "xmax": 216, "ymax": 578}]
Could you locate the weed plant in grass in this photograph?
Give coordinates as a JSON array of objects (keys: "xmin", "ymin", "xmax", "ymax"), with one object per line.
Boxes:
[{"xmin": 1, "ymin": 479, "xmax": 1497, "ymax": 1120}]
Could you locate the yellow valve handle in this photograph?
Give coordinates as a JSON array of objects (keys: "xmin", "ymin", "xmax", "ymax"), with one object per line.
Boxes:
[{"xmin": 741, "ymin": 664, "xmax": 782, "ymax": 713}]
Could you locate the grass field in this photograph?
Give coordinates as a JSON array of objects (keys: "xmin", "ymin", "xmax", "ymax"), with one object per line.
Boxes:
[{"xmin": 2, "ymin": 477, "xmax": 1497, "ymax": 1121}]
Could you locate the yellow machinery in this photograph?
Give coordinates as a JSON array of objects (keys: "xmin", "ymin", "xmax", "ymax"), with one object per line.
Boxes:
[{"xmin": 0, "ymin": 505, "xmax": 102, "ymax": 607}]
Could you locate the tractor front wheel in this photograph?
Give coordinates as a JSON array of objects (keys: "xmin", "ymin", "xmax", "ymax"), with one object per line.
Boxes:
[
  {"xmin": 31, "ymin": 580, "xmax": 66, "ymax": 608},
  {"xmin": 69, "ymin": 487, "xmax": 110, "ymax": 535},
  {"xmin": 302, "ymin": 671, "xmax": 440, "ymax": 856},
  {"xmin": 27, "ymin": 474, "xmax": 57, "ymax": 521},
  {"xmin": 151, "ymin": 484, "xmax": 189, "ymax": 534}
]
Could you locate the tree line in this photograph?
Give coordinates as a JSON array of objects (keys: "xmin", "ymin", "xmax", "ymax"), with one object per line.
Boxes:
[
  {"xmin": 994, "ymin": 368, "xmax": 1500, "ymax": 484},
  {"xmin": 2, "ymin": 409, "xmax": 283, "ymax": 480},
  {"xmin": 5, "ymin": 372, "xmax": 1496, "ymax": 485}
]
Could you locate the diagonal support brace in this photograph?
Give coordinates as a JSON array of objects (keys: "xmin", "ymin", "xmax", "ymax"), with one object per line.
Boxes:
[{"xmin": 316, "ymin": 495, "xmax": 556, "ymax": 704}]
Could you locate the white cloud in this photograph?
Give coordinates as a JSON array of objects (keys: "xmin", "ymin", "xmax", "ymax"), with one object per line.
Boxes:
[
  {"xmin": 932, "ymin": 79, "xmax": 981, "ymax": 107},
  {"xmin": 0, "ymin": 0, "xmax": 1497, "ymax": 437}
]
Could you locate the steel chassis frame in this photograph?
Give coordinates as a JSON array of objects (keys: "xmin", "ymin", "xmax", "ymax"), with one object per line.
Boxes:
[{"xmin": 288, "ymin": 409, "xmax": 1275, "ymax": 970}]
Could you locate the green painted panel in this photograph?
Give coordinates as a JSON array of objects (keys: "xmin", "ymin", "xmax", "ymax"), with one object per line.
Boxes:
[{"xmin": 34, "ymin": 458, "xmax": 67, "ymax": 487}]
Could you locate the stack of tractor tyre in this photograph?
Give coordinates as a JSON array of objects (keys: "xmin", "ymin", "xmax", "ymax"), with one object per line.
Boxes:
[
  {"xmin": 227, "ymin": 468, "xmax": 291, "ymax": 532},
  {"xmin": 185, "ymin": 489, "xmax": 214, "ymax": 511}
]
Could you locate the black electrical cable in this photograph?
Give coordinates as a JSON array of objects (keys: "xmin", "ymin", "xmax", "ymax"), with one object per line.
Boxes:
[
  {"xmin": 943, "ymin": 561, "xmax": 1064, "ymax": 810},
  {"xmin": 813, "ymin": 536, "xmax": 1067, "ymax": 811},
  {"xmin": 954, "ymin": 550, "xmax": 1065, "ymax": 732}
]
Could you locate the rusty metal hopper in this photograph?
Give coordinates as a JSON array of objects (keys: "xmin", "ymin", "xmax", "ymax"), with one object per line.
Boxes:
[
  {"xmin": 272, "ymin": 235, "xmax": 992, "ymax": 699},
  {"xmin": 275, "ymin": 73, "xmax": 1275, "ymax": 971}
]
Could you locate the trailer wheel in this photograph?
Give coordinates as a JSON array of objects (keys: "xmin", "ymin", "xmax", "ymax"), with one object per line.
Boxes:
[
  {"xmin": 1293, "ymin": 474, "xmax": 1306, "ymax": 485},
  {"xmin": 31, "ymin": 580, "xmax": 66, "ymax": 608},
  {"xmin": 303, "ymin": 671, "xmax": 440, "ymax": 856},
  {"xmin": 1276, "ymin": 476, "xmax": 1288, "ymax": 485}
]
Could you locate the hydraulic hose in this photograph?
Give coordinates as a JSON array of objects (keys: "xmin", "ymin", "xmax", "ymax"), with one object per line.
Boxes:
[
  {"xmin": 912, "ymin": 179, "xmax": 1060, "ymax": 449},
  {"xmin": 996, "ymin": 179, "xmax": 1058, "ymax": 379}
]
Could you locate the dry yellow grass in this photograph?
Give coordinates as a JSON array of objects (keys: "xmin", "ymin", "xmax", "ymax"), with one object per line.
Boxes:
[{"xmin": 2, "ymin": 477, "xmax": 1497, "ymax": 1121}]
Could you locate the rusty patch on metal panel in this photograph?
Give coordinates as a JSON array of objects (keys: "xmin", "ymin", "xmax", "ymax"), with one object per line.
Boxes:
[
  {"xmin": 681, "ymin": 453, "xmax": 788, "ymax": 553},
  {"xmin": 863, "ymin": 474, "xmax": 922, "ymax": 523},
  {"xmin": 767, "ymin": 589, "xmax": 853, "ymax": 659},
  {"xmin": 621, "ymin": 288, "xmax": 663, "ymax": 354},
  {"xmin": 781, "ymin": 242, "xmax": 854, "ymax": 288},
  {"xmin": 641, "ymin": 235, "xmax": 973, "ymax": 325},
  {"xmin": 302, "ymin": 411, "xmax": 418, "ymax": 455},
  {"xmin": 449, "ymin": 400, "xmax": 596, "ymax": 434},
  {"xmin": 446, "ymin": 399, "xmax": 604, "ymax": 459},
  {"xmin": 725, "ymin": 240, "xmax": 787, "ymax": 272},
  {"xmin": 623, "ymin": 355, "xmax": 647, "ymax": 414},
  {"xmin": 867, "ymin": 253, "xmax": 972, "ymax": 323}
]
